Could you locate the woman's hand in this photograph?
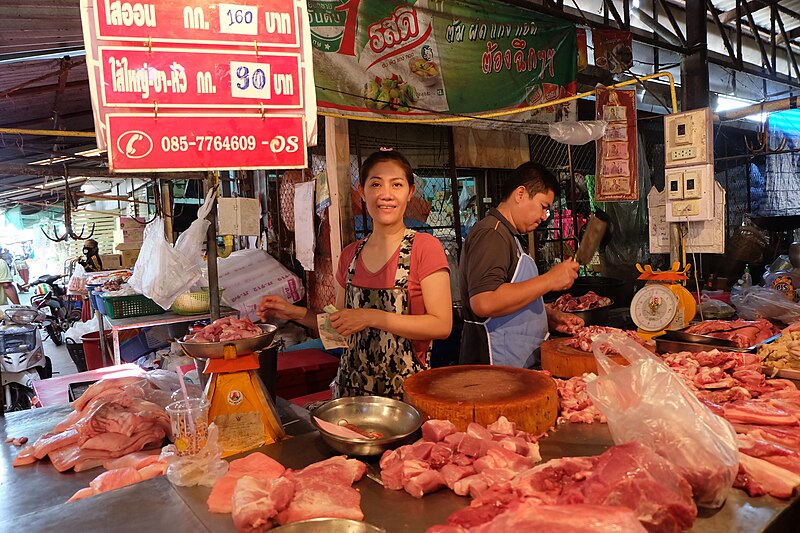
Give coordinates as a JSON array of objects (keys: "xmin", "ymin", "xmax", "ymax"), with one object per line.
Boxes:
[
  {"xmin": 329, "ymin": 308, "xmax": 379, "ymax": 336},
  {"xmin": 258, "ymin": 295, "xmax": 304, "ymax": 322}
]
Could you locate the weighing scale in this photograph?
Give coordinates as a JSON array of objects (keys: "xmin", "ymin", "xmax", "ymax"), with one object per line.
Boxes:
[
  {"xmin": 178, "ymin": 325, "xmax": 285, "ymax": 457},
  {"xmin": 631, "ymin": 262, "xmax": 697, "ymax": 340}
]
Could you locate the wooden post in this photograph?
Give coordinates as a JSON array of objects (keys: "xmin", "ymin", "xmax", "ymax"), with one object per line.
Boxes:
[
  {"xmin": 161, "ymin": 180, "xmax": 173, "ymax": 243},
  {"xmin": 325, "ymin": 116, "xmax": 354, "ymax": 303}
]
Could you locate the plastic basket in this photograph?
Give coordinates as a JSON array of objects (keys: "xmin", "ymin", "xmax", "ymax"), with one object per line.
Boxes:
[
  {"xmin": 65, "ymin": 337, "xmax": 87, "ymax": 372},
  {"xmin": 101, "ymin": 294, "xmax": 166, "ymax": 319},
  {"xmin": 172, "ymin": 288, "xmax": 224, "ymax": 315}
]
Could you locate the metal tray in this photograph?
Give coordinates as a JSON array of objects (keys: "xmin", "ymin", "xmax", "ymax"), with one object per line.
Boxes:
[
  {"xmin": 656, "ymin": 329, "xmax": 739, "ymax": 347},
  {"xmin": 177, "ymin": 323, "xmax": 278, "ymax": 358}
]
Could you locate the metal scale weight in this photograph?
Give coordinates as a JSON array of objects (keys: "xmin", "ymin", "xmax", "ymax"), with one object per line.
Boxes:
[{"xmin": 630, "ymin": 262, "xmax": 697, "ymax": 340}]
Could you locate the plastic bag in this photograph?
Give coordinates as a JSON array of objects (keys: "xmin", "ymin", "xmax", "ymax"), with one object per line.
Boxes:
[
  {"xmin": 548, "ymin": 120, "xmax": 607, "ymax": 145},
  {"xmin": 732, "ymin": 286, "xmax": 800, "ymax": 323},
  {"xmin": 128, "ymin": 217, "xmax": 201, "ymax": 309},
  {"xmin": 67, "ymin": 263, "xmax": 87, "ymax": 295},
  {"xmin": 161, "ymin": 423, "xmax": 229, "ymax": 487},
  {"xmin": 218, "ymin": 248, "xmax": 304, "ymax": 320},
  {"xmin": 174, "ymin": 188, "xmax": 216, "ymax": 273},
  {"xmin": 586, "ymin": 332, "xmax": 739, "ymax": 508},
  {"xmin": 698, "ymin": 295, "xmax": 735, "ymax": 320}
]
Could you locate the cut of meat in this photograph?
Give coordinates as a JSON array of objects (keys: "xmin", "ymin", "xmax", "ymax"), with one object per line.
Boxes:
[
  {"xmin": 89, "ymin": 466, "xmax": 144, "ymax": 493},
  {"xmin": 461, "ymin": 502, "xmax": 647, "ymax": 533},
  {"xmin": 422, "ymin": 419, "xmax": 458, "ymax": 442},
  {"xmin": 208, "ymin": 452, "xmax": 286, "ymax": 514},
  {"xmin": 185, "ymin": 317, "xmax": 263, "ymax": 343},
  {"xmin": 404, "ymin": 469, "xmax": 447, "ymax": 498},
  {"xmin": 231, "ymin": 476, "xmax": 295, "ymax": 533},
  {"xmin": 565, "ymin": 326, "xmax": 650, "ymax": 354},
  {"xmin": 735, "ymin": 454, "xmax": 800, "ymax": 499},
  {"xmin": 722, "ymin": 399, "xmax": 799, "ymax": 426},
  {"xmin": 551, "ymin": 291, "xmax": 612, "ymax": 312},
  {"xmin": 403, "ymin": 366, "xmax": 558, "ymax": 434},
  {"xmin": 555, "ymin": 374, "xmax": 606, "ymax": 425},
  {"xmin": 685, "ymin": 319, "xmax": 779, "ymax": 348}
]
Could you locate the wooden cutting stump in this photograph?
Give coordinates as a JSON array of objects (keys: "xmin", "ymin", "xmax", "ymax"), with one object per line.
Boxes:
[{"xmin": 540, "ymin": 337, "xmax": 640, "ymax": 378}]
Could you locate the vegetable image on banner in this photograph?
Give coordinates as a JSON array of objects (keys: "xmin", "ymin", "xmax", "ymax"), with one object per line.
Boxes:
[{"xmin": 309, "ymin": 0, "xmax": 577, "ymax": 122}]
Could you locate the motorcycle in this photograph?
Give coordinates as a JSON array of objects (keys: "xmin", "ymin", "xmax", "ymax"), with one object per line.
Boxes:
[
  {"xmin": 1, "ymin": 306, "xmax": 52, "ymax": 411},
  {"xmin": 29, "ymin": 274, "xmax": 77, "ymax": 346}
]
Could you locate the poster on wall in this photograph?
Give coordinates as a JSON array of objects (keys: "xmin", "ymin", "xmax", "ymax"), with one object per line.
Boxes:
[
  {"xmin": 592, "ymin": 28, "xmax": 633, "ymax": 74},
  {"xmin": 595, "ymin": 87, "xmax": 638, "ymax": 202},
  {"xmin": 309, "ymin": 0, "xmax": 577, "ymax": 123}
]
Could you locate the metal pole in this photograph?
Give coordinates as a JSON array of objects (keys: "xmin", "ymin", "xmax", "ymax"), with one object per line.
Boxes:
[
  {"xmin": 206, "ymin": 174, "xmax": 220, "ymax": 321},
  {"xmin": 161, "ymin": 181, "xmax": 173, "ymax": 243}
]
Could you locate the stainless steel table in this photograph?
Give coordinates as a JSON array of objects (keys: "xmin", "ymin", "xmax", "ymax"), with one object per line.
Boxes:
[{"xmin": 2, "ymin": 405, "xmax": 798, "ymax": 532}]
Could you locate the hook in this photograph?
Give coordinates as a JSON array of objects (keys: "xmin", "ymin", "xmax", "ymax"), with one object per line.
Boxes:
[{"xmin": 153, "ymin": 101, "xmax": 158, "ymax": 120}]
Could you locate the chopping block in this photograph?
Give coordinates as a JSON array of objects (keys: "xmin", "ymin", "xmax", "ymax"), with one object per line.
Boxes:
[{"xmin": 541, "ymin": 337, "xmax": 644, "ymax": 378}]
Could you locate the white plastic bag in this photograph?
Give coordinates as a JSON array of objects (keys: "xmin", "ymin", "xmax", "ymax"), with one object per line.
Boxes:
[
  {"xmin": 218, "ymin": 248, "xmax": 304, "ymax": 320},
  {"xmin": 67, "ymin": 263, "xmax": 87, "ymax": 295},
  {"xmin": 128, "ymin": 218, "xmax": 201, "ymax": 309},
  {"xmin": 174, "ymin": 188, "xmax": 216, "ymax": 272},
  {"xmin": 548, "ymin": 120, "xmax": 607, "ymax": 145},
  {"xmin": 586, "ymin": 332, "xmax": 739, "ymax": 508},
  {"xmin": 732, "ymin": 286, "xmax": 800, "ymax": 323},
  {"xmin": 161, "ymin": 423, "xmax": 229, "ymax": 487}
]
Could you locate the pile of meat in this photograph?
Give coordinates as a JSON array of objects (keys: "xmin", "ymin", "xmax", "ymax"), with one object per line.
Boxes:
[
  {"xmin": 555, "ymin": 374, "xmax": 606, "ymax": 424},
  {"xmin": 427, "ymin": 441, "xmax": 697, "ymax": 533},
  {"xmin": 551, "ymin": 291, "xmax": 612, "ymax": 312},
  {"xmin": 659, "ymin": 349, "xmax": 800, "ymax": 499},
  {"xmin": 380, "ymin": 417, "xmax": 543, "ymax": 500},
  {"xmin": 68, "ymin": 450, "xmax": 167, "ymax": 502},
  {"xmin": 566, "ymin": 325, "xmax": 652, "ymax": 354},
  {"xmin": 185, "ymin": 316, "xmax": 264, "ymax": 343},
  {"xmin": 12, "ymin": 377, "xmax": 171, "ymax": 472},
  {"xmin": 685, "ymin": 318, "xmax": 779, "ymax": 348},
  {"xmin": 205, "ymin": 451, "xmax": 366, "ymax": 532}
]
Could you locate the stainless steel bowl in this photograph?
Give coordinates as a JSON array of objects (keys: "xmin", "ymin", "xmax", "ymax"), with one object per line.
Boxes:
[
  {"xmin": 272, "ymin": 519, "xmax": 385, "ymax": 533},
  {"xmin": 311, "ymin": 396, "xmax": 422, "ymax": 456},
  {"xmin": 177, "ymin": 323, "xmax": 278, "ymax": 358}
]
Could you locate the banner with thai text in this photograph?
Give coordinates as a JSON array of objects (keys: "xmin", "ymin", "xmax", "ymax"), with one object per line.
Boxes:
[{"xmin": 309, "ymin": 0, "xmax": 577, "ymax": 123}]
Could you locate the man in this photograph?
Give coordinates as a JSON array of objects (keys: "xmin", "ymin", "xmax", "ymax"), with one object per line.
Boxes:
[
  {"xmin": 458, "ymin": 162, "xmax": 582, "ymax": 368},
  {"xmin": 0, "ymin": 254, "xmax": 20, "ymax": 304},
  {"xmin": 78, "ymin": 239, "xmax": 104, "ymax": 272}
]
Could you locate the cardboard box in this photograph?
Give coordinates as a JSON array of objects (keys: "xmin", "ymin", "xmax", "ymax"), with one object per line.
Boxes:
[
  {"xmin": 116, "ymin": 216, "xmax": 146, "ymax": 230},
  {"xmin": 120, "ymin": 227, "xmax": 144, "ymax": 242},
  {"xmin": 120, "ymin": 249, "xmax": 141, "ymax": 268},
  {"xmin": 218, "ymin": 197, "xmax": 260, "ymax": 236},
  {"xmin": 99, "ymin": 254, "xmax": 122, "ymax": 270},
  {"xmin": 115, "ymin": 241, "xmax": 142, "ymax": 251}
]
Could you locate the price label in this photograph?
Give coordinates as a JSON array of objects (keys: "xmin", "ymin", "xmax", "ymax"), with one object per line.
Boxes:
[
  {"xmin": 107, "ymin": 113, "xmax": 307, "ymax": 172},
  {"xmin": 219, "ymin": 3, "xmax": 258, "ymax": 35}
]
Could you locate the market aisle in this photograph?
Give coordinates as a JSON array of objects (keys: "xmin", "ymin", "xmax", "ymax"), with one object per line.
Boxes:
[{"xmin": 17, "ymin": 292, "xmax": 78, "ymax": 378}]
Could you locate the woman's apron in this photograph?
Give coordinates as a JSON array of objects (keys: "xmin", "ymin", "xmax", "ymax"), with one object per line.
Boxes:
[
  {"xmin": 333, "ymin": 229, "xmax": 428, "ymax": 399},
  {"xmin": 465, "ymin": 237, "xmax": 549, "ymax": 368}
]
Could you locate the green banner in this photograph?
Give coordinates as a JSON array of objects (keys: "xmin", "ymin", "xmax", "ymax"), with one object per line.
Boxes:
[{"xmin": 309, "ymin": 0, "xmax": 577, "ymax": 120}]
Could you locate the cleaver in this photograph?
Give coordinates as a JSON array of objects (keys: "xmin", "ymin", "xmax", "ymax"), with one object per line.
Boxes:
[{"xmin": 574, "ymin": 214, "xmax": 609, "ymax": 265}]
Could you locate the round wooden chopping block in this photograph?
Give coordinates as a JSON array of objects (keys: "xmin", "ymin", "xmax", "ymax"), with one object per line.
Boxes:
[
  {"xmin": 403, "ymin": 365, "xmax": 557, "ymax": 434},
  {"xmin": 540, "ymin": 337, "xmax": 631, "ymax": 379}
]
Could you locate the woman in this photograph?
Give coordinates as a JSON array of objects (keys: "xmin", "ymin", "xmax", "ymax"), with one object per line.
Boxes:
[
  {"xmin": 78, "ymin": 239, "xmax": 104, "ymax": 273},
  {"xmin": 259, "ymin": 149, "xmax": 452, "ymax": 398}
]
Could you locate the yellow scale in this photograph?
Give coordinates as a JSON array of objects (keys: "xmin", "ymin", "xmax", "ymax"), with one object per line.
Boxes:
[
  {"xmin": 631, "ymin": 262, "xmax": 697, "ymax": 340},
  {"xmin": 194, "ymin": 343, "xmax": 285, "ymax": 458}
]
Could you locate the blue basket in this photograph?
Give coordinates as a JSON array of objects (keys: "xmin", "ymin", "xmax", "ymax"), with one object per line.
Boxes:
[{"xmin": 119, "ymin": 329, "xmax": 170, "ymax": 363}]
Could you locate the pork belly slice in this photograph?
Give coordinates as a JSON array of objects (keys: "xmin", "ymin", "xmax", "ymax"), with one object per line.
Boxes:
[
  {"xmin": 736, "ymin": 454, "xmax": 800, "ymax": 499},
  {"xmin": 231, "ymin": 476, "xmax": 294, "ymax": 533}
]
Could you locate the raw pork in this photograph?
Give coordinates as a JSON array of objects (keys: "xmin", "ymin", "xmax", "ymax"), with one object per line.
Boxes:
[
  {"xmin": 208, "ymin": 452, "xmax": 286, "ymax": 513},
  {"xmin": 685, "ymin": 319, "xmax": 778, "ymax": 348},
  {"xmin": 566, "ymin": 325, "xmax": 651, "ymax": 354},
  {"xmin": 185, "ymin": 317, "xmax": 263, "ymax": 343},
  {"xmin": 555, "ymin": 374, "xmax": 606, "ymax": 424},
  {"xmin": 232, "ymin": 476, "xmax": 295, "ymax": 533},
  {"xmin": 551, "ymin": 291, "xmax": 612, "ymax": 312}
]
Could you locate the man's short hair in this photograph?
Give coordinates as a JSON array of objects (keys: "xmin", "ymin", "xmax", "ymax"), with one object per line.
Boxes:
[{"xmin": 500, "ymin": 161, "xmax": 560, "ymax": 201}]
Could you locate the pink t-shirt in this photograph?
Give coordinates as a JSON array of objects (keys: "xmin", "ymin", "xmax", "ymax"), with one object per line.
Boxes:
[{"xmin": 335, "ymin": 232, "xmax": 450, "ymax": 361}]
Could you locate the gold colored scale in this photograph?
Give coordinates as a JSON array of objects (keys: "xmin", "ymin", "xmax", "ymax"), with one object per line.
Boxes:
[
  {"xmin": 186, "ymin": 342, "xmax": 285, "ymax": 458},
  {"xmin": 631, "ymin": 262, "xmax": 697, "ymax": 340}
]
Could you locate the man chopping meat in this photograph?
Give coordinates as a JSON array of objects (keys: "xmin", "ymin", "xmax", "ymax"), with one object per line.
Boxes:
[{"xmin": 458, "ymin": 162, "xmax": 583, "ymax": 368}]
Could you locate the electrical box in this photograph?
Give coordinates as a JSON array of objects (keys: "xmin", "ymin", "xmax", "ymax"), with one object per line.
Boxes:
[
  {"xmin": 664, "ymin": 164, "xmax": 715, "ymax": 222},
  {"xmin": 664, "ymin": 107, "xmax": 713, "ymax": 167},
  {"xmin": 648, "ymin": 182, "xmax": 726, "ymax": 254},
  {"xmin": 218, "ymin": 198, "xmax": 261, "ymax": 236}
]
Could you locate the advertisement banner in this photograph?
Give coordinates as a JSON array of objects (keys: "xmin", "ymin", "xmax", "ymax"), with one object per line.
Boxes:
[
  {"xmin": 595, "ymin": 87, "xmax": 638, "ymax": 202},
  {"xmin": 309, "ymin": 0, "xmax": 576, "ymax": 121}
]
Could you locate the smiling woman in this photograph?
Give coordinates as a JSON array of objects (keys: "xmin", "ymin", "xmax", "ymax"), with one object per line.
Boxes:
[{"xmin": 258, "ymin": 149, "xmax": 452, "ymax": 399}]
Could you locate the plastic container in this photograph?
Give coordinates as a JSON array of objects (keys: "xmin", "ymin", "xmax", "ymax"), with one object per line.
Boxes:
[
  {"xmin": 166, "ymin": 398, "xmax": 210, "ymax": 456},
  {"xmin": 80, "ymin": 331, "xmax": 112, "ymax": 370},
  {"xmin": 65, "ymin": 337, "xmax": 88, "ymax": 372},
  {"xmin": 102, "ymin": 294, "xmax": 165, "ymax": 319}
]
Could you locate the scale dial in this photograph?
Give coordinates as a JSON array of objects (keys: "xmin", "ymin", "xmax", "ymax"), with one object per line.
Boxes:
[{"xmin": 630, "ymin": 283, "xmax": 679, "ymax": 332}]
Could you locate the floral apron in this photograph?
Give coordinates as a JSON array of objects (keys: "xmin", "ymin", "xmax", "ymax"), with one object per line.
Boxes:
[{"xmin": 334, "ymin": 229, "xmax": 428, "ymax": 399}]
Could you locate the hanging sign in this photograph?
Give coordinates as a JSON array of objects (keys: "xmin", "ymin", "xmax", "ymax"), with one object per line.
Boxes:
[
  {"xmin": 309, "ymin": 0, "xmax": 576, "ymax": 121},
  {"xmin": 106, "ymin": 113, "xmax": 307, "ymax": 172},
  {"xmin": 80, "ymin": 0, "xmax": 316, "ymax": 172},
  {"xmin": 595, "ymin": 87, "xmax": 638, "ymax": 202}
]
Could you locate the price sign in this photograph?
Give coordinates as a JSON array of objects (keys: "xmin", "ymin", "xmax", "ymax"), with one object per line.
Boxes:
[
  {"xmin": 99, "ymin": 46, "xmax": 302, "ymax": 108},
  {"xmin": 106, "ymin": 113, "xmax": 307, "ymax": 172},
  {"xmin": 94, "ymin": 0, "xmax": 299, "ymax": 47}
]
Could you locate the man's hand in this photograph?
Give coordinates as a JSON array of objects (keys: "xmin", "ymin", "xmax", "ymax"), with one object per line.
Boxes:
[
  {"xmin": 329, "ymin": 308, "xmax": 379, "ymax": 336},
  {"xmin": 545, "ymin": 258, "xmax": 580, "ymax": 291},
  {"xmin": 547, "ymin": 308, "xmax": 584, "ymax": 335},
  {"xmin": 258, "ymin": 295, "xmax": 303, "ymax": 322}
]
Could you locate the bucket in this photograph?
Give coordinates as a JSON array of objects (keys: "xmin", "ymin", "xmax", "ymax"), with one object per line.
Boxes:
[{"xmin": 80, "ymin": 331, "xmax": 112, "ymax": 370}]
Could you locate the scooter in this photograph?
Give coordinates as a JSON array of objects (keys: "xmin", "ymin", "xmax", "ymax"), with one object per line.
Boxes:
[
  {"xmin": 1, "ymin": 306, "xmax": 52, "ymax": 411},
  {"xmin": 29, "ymin": 274, "xmax": 76, "ymax": 346}
]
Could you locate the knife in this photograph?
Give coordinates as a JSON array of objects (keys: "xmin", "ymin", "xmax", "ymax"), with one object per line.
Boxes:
[{"xmin": 575, "ymin": 213, "xmax": 609, "ymax": 265}]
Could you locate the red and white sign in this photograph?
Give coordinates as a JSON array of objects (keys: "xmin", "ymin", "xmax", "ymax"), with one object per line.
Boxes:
[
  {"xmin": 106, "ymin": 113, "xmax": 307, "ymax": 172},
  {"xmin": 94, "ymin": 0, "xmax": 299, "ymax": 47},
  {"xmin": 99, "ymin": 46, "xmax": 302, "ymax": 108}
]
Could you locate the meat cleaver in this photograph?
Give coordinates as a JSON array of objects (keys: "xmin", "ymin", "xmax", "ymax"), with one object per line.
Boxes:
[{"xmin": 574, "ymin": 214, "xmax": 608, "ymax": 265}]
